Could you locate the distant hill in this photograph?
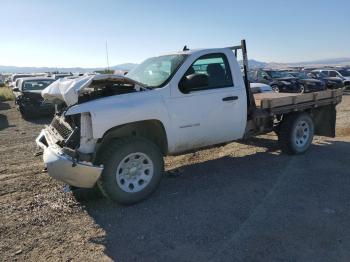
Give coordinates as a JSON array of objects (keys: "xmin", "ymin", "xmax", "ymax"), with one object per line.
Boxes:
[
  {"xmin": 1, "ymin": 57, "xmax": 350, "ymax": 73},
  {"xmin": 238, "ymin": 59, "xmax": 268, "ymax": 69},
  {"xmin": 240, "ymin": 57, "xmax": 350, "ymax": 69},
  {"xmin": 0, "ymin": 63, "xmax": 137, "ymax": 74}
]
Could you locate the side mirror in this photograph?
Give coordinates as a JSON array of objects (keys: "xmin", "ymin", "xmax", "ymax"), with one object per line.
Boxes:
[
  {"xmin": 179, "ymin": 73, "xmax": 209, "ymax": 93},
  {"xmin": 263, "ymin": 75, "xmax": 269, "ymax": 80},
  {"xmin": 13, "ymin": 87, "xmax": 19, "ymax": 92}
]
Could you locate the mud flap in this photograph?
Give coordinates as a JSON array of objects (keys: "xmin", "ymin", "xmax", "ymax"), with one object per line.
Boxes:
[{"xmin": 312, "ymin": 104, "xmax": 336, "ymax": 137}]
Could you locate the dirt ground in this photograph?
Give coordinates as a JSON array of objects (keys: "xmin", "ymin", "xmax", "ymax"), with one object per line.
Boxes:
[{"xmin": 1, "ymin": 93, "xmax": 350, "ymax": 262}]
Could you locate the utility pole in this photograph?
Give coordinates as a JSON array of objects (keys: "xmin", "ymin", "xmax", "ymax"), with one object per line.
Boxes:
[{"xmin": 105, "ymin": 40, "xmax": 110, "ymax": 72}]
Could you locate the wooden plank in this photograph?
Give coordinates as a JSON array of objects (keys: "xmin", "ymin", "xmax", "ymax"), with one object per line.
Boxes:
[{"xmin": 254, "ymin": 89, "xmax": 343, "ymax": 109}]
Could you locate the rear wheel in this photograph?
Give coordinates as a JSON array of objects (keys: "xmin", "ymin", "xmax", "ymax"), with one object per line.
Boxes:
[
  {"xmin": 277, "ymin": 113, "xmax": 314, "ymax": 154},
  {"xmin": 97, "ymin": 137, "xmax": 164, "ymax": 204}
]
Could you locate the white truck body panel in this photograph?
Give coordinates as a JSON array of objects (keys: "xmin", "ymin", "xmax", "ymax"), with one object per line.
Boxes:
[{"xmin": 63, "ymin": 48, "xmax": 247, "ymax": 154}]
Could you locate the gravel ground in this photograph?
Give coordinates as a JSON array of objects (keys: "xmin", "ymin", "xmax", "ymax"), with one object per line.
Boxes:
[{"xmin": 1, "ymin": 93, "xmax": 350, "ymax": 261}]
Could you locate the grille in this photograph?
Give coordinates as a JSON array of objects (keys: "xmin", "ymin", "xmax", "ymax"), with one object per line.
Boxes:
[{"xmin": 51, "ymin": 116, "xmax": 73, "ymax": 140}]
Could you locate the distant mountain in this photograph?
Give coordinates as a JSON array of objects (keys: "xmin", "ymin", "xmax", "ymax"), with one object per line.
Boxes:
[
  {"xmin": 1, "ymin": 57, "xmax": 350, "ymax": 74},
  {"xmin": 238, "ymin": 59, "xmax": 267, "ymax": 69},
  {"xmin": 0, "ymin": 63, "xmax": 138, "ymax": 74},
  {"xmin": 239, "ymin": 57, "xmax": 350, "ymax": 69},
  {"xmin": 287, "ymin": 57, "xmax": 350, "ymax": 67},
  {"xmin": 109, "ymin": 63, "xmax": 138, "ymax": 71}
]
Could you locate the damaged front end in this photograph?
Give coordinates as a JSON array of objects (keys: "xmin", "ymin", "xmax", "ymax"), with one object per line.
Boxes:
[
  {"xmin": 36, "ymin": 74, "xmax": 146, "ymax": 187},
  {"xmin": 36, "ymin": 113, "xmax": 103, "ymax": 188}
]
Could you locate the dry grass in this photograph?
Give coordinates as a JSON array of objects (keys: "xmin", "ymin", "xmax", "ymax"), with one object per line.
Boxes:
[{"xmin": 0, "ymin": 86, "xmax": 15, "ymax": 101}]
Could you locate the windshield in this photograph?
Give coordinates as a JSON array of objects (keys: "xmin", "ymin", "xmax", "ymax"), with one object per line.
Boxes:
[
  {"xmin": 126, "ymin": 54, "xmax": 188, "ymax": 88},
  {"xmin": 22, "ymin": 79, "xmax": 55, "ymax": 91},
  {"xmin": 338, "ymin": 69, "xmax": 350, "ymax": 77},
  {"xmin": 266, "ymin": 71, "xmax": 294, "ymax": 78},
  {"xmin": 290, "ymin": 71, "xmax": 308, "ymax": 79},
  {"xmin": 313, "ymin": 71, "xmax": 328, "ymax": 78}
]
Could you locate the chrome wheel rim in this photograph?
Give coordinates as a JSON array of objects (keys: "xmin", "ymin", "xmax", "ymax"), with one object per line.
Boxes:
[
  {"xmin": 299, "ymin": 84, "xmax": 305, "ymax": 93},
  {"xmin": 116, "ymin": 152, "xmax": 154, "ymax": 193},
  {"xmin": 293, "ymin": 120, "xmax": 310, "ymax": 148}
]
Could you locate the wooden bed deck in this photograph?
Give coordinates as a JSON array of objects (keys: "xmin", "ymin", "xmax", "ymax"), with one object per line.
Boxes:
[{"xmin": 254, "ymin": 89, "xmax": 343, "ymax": 110}]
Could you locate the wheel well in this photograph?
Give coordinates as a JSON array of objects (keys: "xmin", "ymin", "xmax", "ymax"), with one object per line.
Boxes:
[{"xmin": 96, "ymin": 120, "xmax": 168, "ymax": 157}]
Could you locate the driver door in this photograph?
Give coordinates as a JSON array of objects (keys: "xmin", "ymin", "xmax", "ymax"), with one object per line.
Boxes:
[{"xmin": 167, "ymin": 53, "xmax": 245, "ymax": 153}]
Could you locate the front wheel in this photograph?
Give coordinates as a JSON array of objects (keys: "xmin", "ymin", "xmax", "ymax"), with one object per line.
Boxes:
[
  {"xmin": 97, "ymin": 137, "xmax": 164, "ymax": 204},
  {"xmin": 19, "ymin": 105, "xmax": 30, "ymax": 119},
  {"xmin": 277, "ymin": 113, "xmax": 314, "ymax": 155}
]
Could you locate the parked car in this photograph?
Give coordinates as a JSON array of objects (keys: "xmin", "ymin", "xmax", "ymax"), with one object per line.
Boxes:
[
  {"xmin": 308, "ymin": 71, "xmax": 344, "ymax": 89},
  {"xmin": 249, "ymin": 69, "xmax": 302, "ymax": 93},
  {"xmin": 13, "ymin": 77, "xmax": 56, "ymax": 118},
  {"xmin": 36, "ymin": 40, "xmax": 342, "ymax": 204},
  {"xmin": 0, "ymin": 75, "xmax": 4, "ymax": 86},
  {"xmin": 312, "ymin": 69, "xmax": 350, "ymax": 87},
  {"xmin": 287, "ymin": 71, "xmax": 326, "ymax": 92},
  {"xmin": 250, "ymin": 83, "xmax": 273, "ymax": 94},
  {"xmin": 9, "ymin": 74, "xmax": 33, "ymax": 87},
  {"xmin": 51, "ymin": 73, "xmax": 73, "ymax": 80}
]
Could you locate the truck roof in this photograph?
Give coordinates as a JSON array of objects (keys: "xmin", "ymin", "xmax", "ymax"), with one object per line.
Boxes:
[{"xmin": 160, "ymin": 47, "xmax": 232, "ymax": 56}]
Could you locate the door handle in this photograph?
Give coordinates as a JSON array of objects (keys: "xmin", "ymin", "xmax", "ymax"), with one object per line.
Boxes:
[{"xmin": 222, "ymin": 96, "xmax": 238, "ymax": 101}]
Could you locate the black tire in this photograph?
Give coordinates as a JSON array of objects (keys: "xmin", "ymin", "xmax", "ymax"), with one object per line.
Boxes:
[
  {"xmin": 96, "ymin": 137, "xmax": 164, "ymax": 204},
  {"xmin": 19, "ymin": 106, "xmax": 30, "ymax": 120},
  {"xmin": 277, "ymin": 113, "xmax": 314, "ymax": 155}
]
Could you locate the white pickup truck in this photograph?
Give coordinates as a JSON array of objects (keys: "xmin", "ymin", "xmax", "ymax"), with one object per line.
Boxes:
[{"xmin": 36, "ymin": 40, "xmax": 343, "ymax": 204}]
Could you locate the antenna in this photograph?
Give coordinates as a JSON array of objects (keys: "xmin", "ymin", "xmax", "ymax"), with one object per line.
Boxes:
[{"xmin": 105, "ymin": 40, "xmax": 110, "ymax": 72}]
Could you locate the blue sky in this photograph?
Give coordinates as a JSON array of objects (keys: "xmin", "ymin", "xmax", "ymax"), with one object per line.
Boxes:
[{"xmin": 1, "ymin": 0, "xmax": 349, "ymax": 67}]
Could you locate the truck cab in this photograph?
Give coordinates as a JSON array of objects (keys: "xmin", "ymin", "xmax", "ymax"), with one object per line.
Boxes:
[{"xmin": 159, "ymin": 48, "xmax": 247, "ymax": 152}]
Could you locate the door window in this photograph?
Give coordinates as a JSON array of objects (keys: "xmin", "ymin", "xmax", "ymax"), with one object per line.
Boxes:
[
  {"xmin": 179, "ymin": 53, "xmax": 233, "ymax": 93},
  {"xmin": 329, "ymin": 71, "xmax": 339, "ymax": 77},
  {"xmin": 258, "ymin": 71, "xmax": 269, "ymax": 79}
]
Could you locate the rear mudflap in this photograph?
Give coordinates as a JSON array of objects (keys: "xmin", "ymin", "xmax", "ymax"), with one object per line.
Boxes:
[{"xmin": 312, "ymin": 104, "xmax": 336, "ymax": 138}]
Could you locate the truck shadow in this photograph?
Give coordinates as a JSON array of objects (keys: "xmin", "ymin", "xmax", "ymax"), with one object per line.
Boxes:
[
  {"xmin": 76, "ymin": 138, "xmax": 350, "ymax": 261},
  {"xmin": 236, "ymin": 135, "xmax": 280, "ymax": 152}
]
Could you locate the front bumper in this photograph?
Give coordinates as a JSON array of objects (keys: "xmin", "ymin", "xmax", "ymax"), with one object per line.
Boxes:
[
  {"xmin": 19, "ymin": 101, "xmax": 55, "ymax": 115},
  {"xmin": 36, "ymin": 129, "xmax": 103, "ymax": 188}
]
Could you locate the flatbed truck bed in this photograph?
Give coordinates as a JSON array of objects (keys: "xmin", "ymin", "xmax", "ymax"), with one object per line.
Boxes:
[{"xmin": 254, "ymin": 89, "xmax": 343, "ymax": 114}]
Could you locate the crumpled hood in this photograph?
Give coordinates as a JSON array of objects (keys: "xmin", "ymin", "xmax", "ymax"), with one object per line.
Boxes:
[{"xmin": 41, "ymin": 74, "xmax": 140, "ymax": 106}]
